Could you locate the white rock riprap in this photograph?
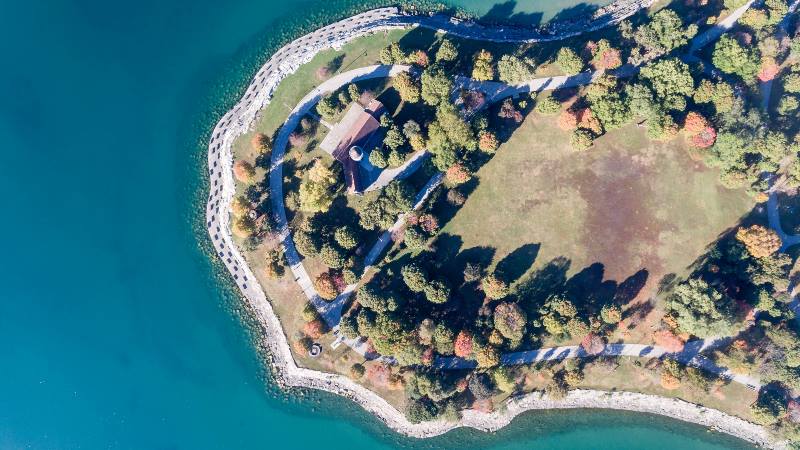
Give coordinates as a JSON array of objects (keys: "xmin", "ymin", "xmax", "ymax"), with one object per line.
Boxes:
[{"xmin": 204, "ymin": 2, "xmax": 783, "ymax": 448}]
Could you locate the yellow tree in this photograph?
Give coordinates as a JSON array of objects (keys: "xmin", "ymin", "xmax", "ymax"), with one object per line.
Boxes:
[
  {"xmin": 472, "ymin": 50, "xmax": 495, "ymax": 81},
  {"xmin": 736, "ymin": 225, "xmax": 781, "ymax": 258}
]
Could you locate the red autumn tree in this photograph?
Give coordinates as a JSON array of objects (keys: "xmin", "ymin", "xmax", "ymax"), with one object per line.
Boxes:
[
  {"xmin": 454, "ymin": 330, "xmax": 474, "ymax": 358},
  {"xmin": 758, "ymin": 59, "xmax": 780, "ymax": 82},
  {"xmin": 580, "ymin": 333, "xmax": 606, "ymax": 355},
  {"xmin": 690, "ymin": 126, "xmax": 717, "ymax": 148}
]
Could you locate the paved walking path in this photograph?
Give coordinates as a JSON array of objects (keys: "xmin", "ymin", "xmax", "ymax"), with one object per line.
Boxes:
[{"xmin": 435, "ymin": 339, "xmax": 760, "ymax": 389}]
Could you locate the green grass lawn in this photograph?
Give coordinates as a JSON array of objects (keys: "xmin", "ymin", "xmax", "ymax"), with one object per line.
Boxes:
[{"xmin": 438, "ymin": 110, "xmax": 754, "ymax": 338}]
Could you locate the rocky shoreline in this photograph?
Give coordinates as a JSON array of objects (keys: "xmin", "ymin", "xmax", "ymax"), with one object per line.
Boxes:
[{"xmin": 203, "ymin": 2, "xmax": 782, "ymax": 448}]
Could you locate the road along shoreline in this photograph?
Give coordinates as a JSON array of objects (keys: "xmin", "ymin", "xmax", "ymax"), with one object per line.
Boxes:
[{"xmin": 204, "ymin": 3, "xmax": 782, "ymax": 448}]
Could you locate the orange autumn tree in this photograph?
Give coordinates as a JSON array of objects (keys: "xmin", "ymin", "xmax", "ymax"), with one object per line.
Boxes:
[{"xmin": 736, "ymin": 225, "xmax": 782, "ymax": 258}]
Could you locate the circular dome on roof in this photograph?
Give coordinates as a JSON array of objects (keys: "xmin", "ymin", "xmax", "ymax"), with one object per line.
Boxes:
[{"xmin": 349, "ymin": 146, "xmax": 363, "ymax": 161}]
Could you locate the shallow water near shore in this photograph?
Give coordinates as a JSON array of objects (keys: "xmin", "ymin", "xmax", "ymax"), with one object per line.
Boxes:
[{"xmin": 0, "ymin": 0, "xmax": 758, "ymax": 448}]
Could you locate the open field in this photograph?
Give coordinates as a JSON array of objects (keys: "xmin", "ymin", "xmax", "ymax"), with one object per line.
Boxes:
[{"xmin": 439, "ymin": 108, "xmax": 754, "ymax": 341}]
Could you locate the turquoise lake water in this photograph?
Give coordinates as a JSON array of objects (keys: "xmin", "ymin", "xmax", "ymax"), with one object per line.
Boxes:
[{"xmin": 0, "ymin": 0, "xmax": 758, "ymax": 448}]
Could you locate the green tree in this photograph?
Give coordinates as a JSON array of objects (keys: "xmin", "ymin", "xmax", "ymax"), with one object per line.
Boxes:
[
  {"xmin": 421, "ymin": 66, "xmax": 453, "ymax": 106},
  {"xmin": 482, "ymin": 273, "xmax": 509, "ymax": 299},
  {"xmin": 316, "ymin": 95, "xmax": 340, "ymax": 120},
  {"xmin": 435, "ymin": 39, "xmax": 458, "ymax": 62},
  {"xmin": 639, "ymin": 58, "xmax": 694, "ymax": 110},
  {"xmin": 631, "ymin": 9, "xmax": 697, "ymax": 61},
  {"xmin": 713, "ymin": 35, "xmax": 761, "ymax": 81},
  {"xmin": 667, "ymin": 278, "xmax": 741, "ymax": 338},
  {"xmin": 424, "ymin": 278, "xmax": 451, "ymax": 304},
  {"xmin": 319, "ymin": 244, "xmax": 346, "ymax": 269},
  {"xmin": 404, "ymin": 226, "xmax": 428, "ymax": 250},
  {"xmin": 394, "ymin": 71, "xmax": 420, "ymax": 103},
  {"xmin": 497, "ymin": 54, "xmax": 536, "ymax": 83},
  {"xmin": 570, "ymin": 129, "xmax": 594, "ymax": 150},
  {"xmin": 384, "ymin": 126, "xmax": 406, "ymax": 151},
  {"xmin": 433, "ymin": 324, "xmax": 455, "ymax": 355},
  {"xmin": 369, "ymin": 147, "xmax": 388, "ymax": 168},
  {"xmin": 555, "ymin": 47, "xmax": 583, "ymax": 75},
  {"xmin": 401, "ymin": 263, "xmax": 428, "ymax": 292},
  {"xmin": 334, "ymin": 226, "xmax": 358, "ymax": 250},
  {"xmin": 535, "ymin": 96, "xmax": 562, "ymax": 115},
  {"xmin": 379, "ymin": 42, "xmax": 405, "ymax": 65}
]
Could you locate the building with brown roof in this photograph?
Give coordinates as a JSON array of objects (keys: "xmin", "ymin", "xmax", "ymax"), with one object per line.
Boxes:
[{"xmin": 320, "ymin": 99, "xmax": 385, "ymax": 194}]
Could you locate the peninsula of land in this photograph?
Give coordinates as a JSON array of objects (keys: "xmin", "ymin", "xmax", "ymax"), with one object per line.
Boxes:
[{"xmin": 205, "ymin": 1, "xmax": 800, "ymax": 448}]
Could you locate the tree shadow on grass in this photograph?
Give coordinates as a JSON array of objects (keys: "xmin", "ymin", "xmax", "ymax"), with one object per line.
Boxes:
[
  {"xmin": 564, "ymin": 262, "xmax": 617, "ymax": 312},
  {"xmin": 613, "ymin": 269, "xmax": 649, "ymax": 305},
  {"xmin": 516, "ymin": 256, "xmax": 572, "ymax": 311},
  {"xmin": 496, "ymin": 243, "xmax": 540, "ymax": 285},
  {"xmin": 326, "ymin": 54, "xmax": 346, "ymax": 74},
  {"xmin": 397, "ymin": 26, "xmax": 439, "ymax": 54}
]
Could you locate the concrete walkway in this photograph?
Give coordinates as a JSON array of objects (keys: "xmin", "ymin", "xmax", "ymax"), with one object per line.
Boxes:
[{"xmin": 434, "ymin": 339, "xmax": 760, "ymax": 389}]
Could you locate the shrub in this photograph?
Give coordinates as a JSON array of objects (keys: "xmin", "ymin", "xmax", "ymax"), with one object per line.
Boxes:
[
  {"xmin": 535, "ymin": 96, "xmax": 562, "ymax": 115},
  {"xmin": 570, "ymin": 129, "xmax": 594, "ymax": 150},
  {"xmin": 350, "ymin": 363, "xmax": 366, "ymax": 379},
  {"xmin": 263, "ymin": 249, "xmax": 285, "ymax": 279}
]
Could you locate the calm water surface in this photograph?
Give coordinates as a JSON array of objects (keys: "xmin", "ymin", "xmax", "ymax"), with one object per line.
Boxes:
[{"xmin": 0, "ymin": 0, "xmax": 755, "ymax": 448}]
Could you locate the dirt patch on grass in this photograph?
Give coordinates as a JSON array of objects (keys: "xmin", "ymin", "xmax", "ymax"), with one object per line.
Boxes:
[{"xmin": 573, "ymin": 149, "xmax": 666, "ymax": 283}]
